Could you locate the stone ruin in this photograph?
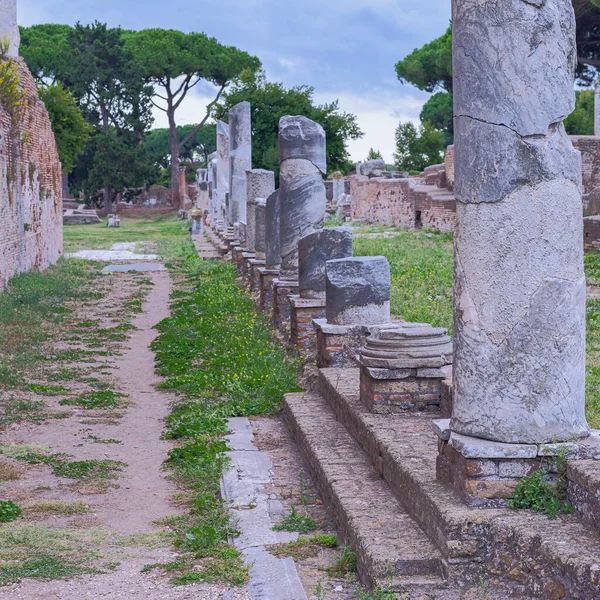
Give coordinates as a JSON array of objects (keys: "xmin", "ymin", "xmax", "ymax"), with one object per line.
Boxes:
[
  {"xmin": 0, "ymin": 0, "xmax": 63, "ymax": 289},
  {"xmin": 204, "ymin": 1, "xmax": 600, "ymax": 596}
]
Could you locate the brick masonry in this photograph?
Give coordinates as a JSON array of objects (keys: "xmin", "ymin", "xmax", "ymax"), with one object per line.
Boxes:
[
  {"xmin": 0, "ymin": 57, "xmax": 63, "ymax": 289},
  {"xmin": 289, "ymin": 296, "xmax": 326, "ymax": 360},
  {"xmin": 360, "ymin": 366, "xmax": 443, "ymax": 414},
  {"xmin": 259, "ymin": 269, "xmax": 278, "ymax": 315},
  {"xmin": 272, "ymin": 280, "xmax": 299, "ymax": 338},
  {"xmin": 570, "ymin": 136, "xmax": 600, "ymax": 215}
]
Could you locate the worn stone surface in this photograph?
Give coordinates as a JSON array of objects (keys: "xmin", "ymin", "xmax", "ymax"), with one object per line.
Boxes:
[
  {"xmin": 325, "ymin": 257, "xmax": 391, "ymax": 326},
  {"xmin": 596, "ymin": 85, "xmax": 600, "ymax": 137},
  {"xmin": 245, "ymin": 169, "xmax": 274, "ymax": 253},
  {"xmin": 298, "ymin": 227, "xmax": 352, "ymax": 299},
  {"xmin": 265, "ymin": 190, "xmax": 281, "ymax": 270},
  {"xmin": 451, "ymin": 0, "xmax": 589, "ymax": 444},
  {"xmin": 356, "ymin": 159, "xmax": 386, "ymax": 177},
  {"xmin": 228, "ymin": 102, "xmax": 252, "ymax": 225},
  {"xmin": 216, "ymin": 121, "xmax": 230, "ymax": 224},
  {"xmin": 221, "ymin": 418, "xmax": 307, "ymax": 600},
  {"xmin": 279, "ymin": 116, "xmax": 326, "ymax": 280},
  {"xmin": 254, "ymin": 199, "xmax": 267, "ymax": 261}
]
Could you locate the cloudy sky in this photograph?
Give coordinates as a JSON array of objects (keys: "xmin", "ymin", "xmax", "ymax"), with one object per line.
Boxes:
[{"xmin": 18, "ymin": 0, "xmax": 450, "ymax": 163}]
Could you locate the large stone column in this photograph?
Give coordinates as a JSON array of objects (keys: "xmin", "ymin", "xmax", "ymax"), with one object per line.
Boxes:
[
  {"xmin": 451, "ymin": 0, "xmax": 588, "ymax": 444},
  {"xmin": 595, "ymin": 84, "xmax": 600, "ymax": 137},
  {"xmin": 216, "ymin": 121, "xmax": 230, "ymax": 225},
  {"xmin": 0, "ymin": 0, "xmax": 19, "ymax": 58},
  {"xmin": 246, "ymin": 169, "xmax": 275, "ymax": 253},
  {"xmin": 228, "ymin": 102, "xmax": 252, "ymax": 226},
  {"xmin": 278, "ymin": 116, "xmax": 327, "ymax": 281}
]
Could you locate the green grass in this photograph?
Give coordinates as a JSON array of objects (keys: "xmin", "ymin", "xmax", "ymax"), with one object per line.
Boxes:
[
  {"xmin": 60, "ymin": 391, "xmax": 121, "ymax": 410},
  {"xmin": 0, "ymin": 500, "xmax": 22, "ymax": 523},
  {"xmin": 272, "ymin": 506, "xmax": 319, "ymax": 534},
  {"xmin": 353, "ymin": 229, "xmax": 454, "ymax": 332},
  {"xmin": 151, "ymin": 241, "xmax": 300, "ymax": 586},
  {"xmin": 268, "ymin": 534, "xmax": 337, "ymax": 560},
  {"xmin": 51, "ymin": 459, "xmax": 125, "ymax": 480},
  {"xmin": 63, "ymin": 212, "xmax": 189, "ymax": 253}
]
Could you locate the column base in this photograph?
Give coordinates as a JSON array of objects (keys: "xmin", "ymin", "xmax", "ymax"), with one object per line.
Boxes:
[
  {"xmin": 273, "ymin": 279, "xmax": 299, "ymax": 337},
  {"xmin": 434, "ymin": 422, "xmax": 600, "ymax": 508},
  {"xmin": 248, "ymin": 259, "xmax": 266, "ymax": 292},
  {"xmin": 313, "ymin": 318, "xmax": 402, "ymax": 369}
]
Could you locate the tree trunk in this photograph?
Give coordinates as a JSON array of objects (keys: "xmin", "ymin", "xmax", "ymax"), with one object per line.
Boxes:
[
  {"xmin": 168, "ymin": 104, "xmax": 181, "ymax": 208},
  {"xmin": 101, "ymin": 107, "xmax": 113, "ymax": 215}
]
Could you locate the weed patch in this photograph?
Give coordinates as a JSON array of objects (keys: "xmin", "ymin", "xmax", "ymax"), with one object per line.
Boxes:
[
  {"xmin": 328, "ymin": 545, "xmax": 357, "ymax": 577},
  {"xmin": 52, "ymin": 459, "xmax": 125, "ymax": 480},
  {"xmin": 272, "ymin": 506, "xmax": 319, "ymax": 534},
  {"xmin": 0, "ymin": 500, "xmax": 22, "ymax": 523},
  {"xmin": 22, "ymin": 500, "xmax": 89, "ymax": 516},
  {"xmin": 60, "ymin": 391, "xmax": 121, "ymax": 410},
  {"xmin": 268, "ymin": 533, "xmax": 337, "ymax": 560}
]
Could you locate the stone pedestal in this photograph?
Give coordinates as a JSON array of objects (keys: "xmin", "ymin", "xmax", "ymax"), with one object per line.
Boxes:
[
  {"xmin": 216, "ymin": 121, "xmax": 230, "ymax": 226},
  {"xmin": 359, "ymin": 324, "xmax": 453, "ymax": 414},
  {"xmin": 595, "ymin": 84, "xmax": 600, "ymax": 138},
  {"xmin": 190, "ymin": 210, "xmax": 203, "ymax": 236},
  {"xmin": 248, "ymin": 258, "xmax": 266, "ymax": 292},
  {"xmin": 265, "ymin": 190, "xmax": 281, "ymax": 271},
  {"xmin": 259, "ymin": 268, "xmax": 280, "ymax": 315},
  {"xmin": 272, "ymin": 279, "xmax": 299, "ymax": 336},
  {"xmin": 241, "ymin": 251, "xmax": 255, "ymax": 281},
  {"xmin": 246, "ymin": 170, "xmax": 275, "ymax": 254},
  {"xmin": 289, "ymin": 296, "xmax": 326, "ymax": 359}
]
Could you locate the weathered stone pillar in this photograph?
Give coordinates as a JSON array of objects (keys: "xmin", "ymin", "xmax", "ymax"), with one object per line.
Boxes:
[
  {"xmin": 595, "ymin": 84, "xmax": 600, "ymax": 137},
  {"xmin": 451, "ymin": 0, "xmax": 588, "ymax": 444},
  {"xmin": 0, "ymin": 0, "xmax": 19, "ymax": 58},
  {"xmin": 255, "ymin": 199, "xmax": 267, "ymax": 262},
  {"xmin": 196, "ymin": 168, "xmax": 208, "ymax": 212},
  {"xmin": 290, "ymin": 227, "xmax": 353, "ymax": 358},
  {"xmin": 278, "ymin": 116, "xmax": 327, "ymax": 281},
  {"xmin": 228, "ymin": 102, "xmax": 252, "ymax": 227},
  {"xmin": 216, "ymin": 121, "xmax": 230, "ymax": 225},
  {"xmin": 259, "ymin": 190, "xmax": 281, "ymax": 315},
  {"xmin": 246, "ymin": 169, "xmax": 275, "ymax": 253},
  {"xmin": 207, "ymin": 153, "xmax": 218, "ymax": 224}
]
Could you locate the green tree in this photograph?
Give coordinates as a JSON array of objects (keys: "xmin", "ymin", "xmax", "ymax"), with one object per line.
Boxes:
[
  {"xmin": 565, "ymin": 89, "xmax": 595, "ymax": 134},
  {"xmin": 394, "ymin": 121, "xmax": 445, "ymax": 173},
  {"xmin": 366, "ymin": 148, "xmax": 383, "ymax": 160},
  {"xmin": 125, "ymin": 29, "xmax": 260, "ymax": 206},
  {"xmin": 19, "ymin": 24, "xmax": 71, "ymax": 84},
  {"xmin": 144, "ymin": 124, "xmax": 216, "ymax": 169},
  {"xmin": 66, "ymin": 22, "xmax": 154, "ymax": 212},
  {"xmin": 214, "ymin": 72, "xmax": 362, "ymax": 178},
  {"xmin": 38, "ymin": 83, "xmax": 91, "ymax": 175},
  {"xmin": 420, "ymin": 91, "xmax": 453, "ymax": 144}
]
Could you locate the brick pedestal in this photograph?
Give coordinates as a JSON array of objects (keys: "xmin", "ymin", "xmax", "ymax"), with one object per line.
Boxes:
[
  {"xmin": 241, "ymin": 252, "xmax": 255, "ymax": 283},
  {"xmin": 248, "ymin": 259, "xmax": 266, "ymax": 292},
  {"xmin": 289, "ymin": 296, "xmax": 326, "ymax": 359},
  {"xmin": 360, "ymin": 366, "xmax": 446, "ymax": 414},
  {"xmin": 259, "ymin": 268, "xmax": 279, "ymax": 315},
  {"xmin": 272, "ymin": 279, "xmax": 299, "ymax": 338}
]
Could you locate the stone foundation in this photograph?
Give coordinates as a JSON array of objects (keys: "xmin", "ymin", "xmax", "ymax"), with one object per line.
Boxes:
[
  {"xmin": 289, "ymin": 296, "xmax": 326, "ymax": 359},
  {"xmin": 360, "ymin": 366, "xmax": 444, "ymax": 414},
  {"xmin": 248, "ymin": 259, "xmax": 266, "ymax": 292}
]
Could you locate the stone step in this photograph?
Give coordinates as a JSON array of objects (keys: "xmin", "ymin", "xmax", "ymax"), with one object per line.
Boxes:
[
  {"xmin": 316, "ymin": 368, "xmax": 600, "ymax": 598},
  {"xmin": 283, "ymin": 391, "xmax": 446, "ymax": 593},
  {"xmin": 567, "ymin": 459, "xmax": 600, "ymax": 532}
]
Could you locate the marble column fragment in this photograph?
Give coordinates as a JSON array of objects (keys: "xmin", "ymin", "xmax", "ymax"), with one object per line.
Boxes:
[
  {"xmin": 265, "ymin": 190, "xmax": 281, "ymax": 270},
  {"xmin": 298, "ymin": 227, "xmax": 353, "ymax": 299},
  {"xmin": 228, "ymin": 101, "xmax": 252, "ymax": 226},
  {"xmin": 196, "ymin": 168, "xmax": 208, "ymax": 211},
  {"xmin": 246, "ymin": 169, "xmax": 275, "ymax": 253},
  {"xmin": 451, "ymin": 0, "xmax": 589, "ymax": 444},
  {"xmin": 255, "ymin": 199, "xmax": 267, "ymax": 261},
  {"xmin": 278, "ymin": 116, "xmax": 327, "ymax": 281},
  {"xmin": 216, "ymin": 121, "xmax": 230, "ymax": 225},
  {"xmin": 0, "ymin": 0, "xmax": 19, "ymax": 58},
  {"xmin": 207, "ymin": 152, "xmax": 218, "ymax": 221},
  {"xmin": 325, "ymin": 257, "xmax": 390, "ymax": 326}
]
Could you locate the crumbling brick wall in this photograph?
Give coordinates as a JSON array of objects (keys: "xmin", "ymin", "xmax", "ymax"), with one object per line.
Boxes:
[
  {"xmin": 350, "ymin": 176, "xmax": 456, "ymax": 232},
  {"xmin": 570, "ymin": 136, "xmax": 600, "ymax": 215},
  {"xmin": 0, "ymin": 57, "xmax": 63, "ymax": 289}
]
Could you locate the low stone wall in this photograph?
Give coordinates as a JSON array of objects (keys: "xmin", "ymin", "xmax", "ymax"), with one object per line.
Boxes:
[{"xmin": 0, "ymin": 57, "xmax": 63, "ymax": 290}]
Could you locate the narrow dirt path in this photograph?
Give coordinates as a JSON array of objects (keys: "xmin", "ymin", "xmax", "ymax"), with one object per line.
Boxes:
[{"xmin": 0, "ymin": 266, "xmax": 250, "ymax": 599}]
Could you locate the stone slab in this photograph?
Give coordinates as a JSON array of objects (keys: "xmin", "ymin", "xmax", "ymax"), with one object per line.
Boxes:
[
  {"xmin": 102, "ymin": 263, "xmax": 166, "ymax": 273},
  {"xmin": 432, "ymin": 419, "xmax": 451, "ymax": 442},
  {"xmin": 449, "ymin": 433, "xmax": 538, "ymax": 459}
]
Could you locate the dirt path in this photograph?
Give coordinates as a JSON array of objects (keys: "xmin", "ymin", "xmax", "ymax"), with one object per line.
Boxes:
[{"xmin": 0, "ymin": 267, "xmax": 250, "ymax": 599}]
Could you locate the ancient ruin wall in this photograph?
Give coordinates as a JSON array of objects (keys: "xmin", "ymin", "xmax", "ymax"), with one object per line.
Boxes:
[
  {"xmin": 349, "ymin": 176, "xmax": 456, "ymax": 232},
  {"xmin": 0, "ymin": 57, "xmax": 63, "ymax": 289},
  {"xmin": 570, "ymin": 136, "xmax": 600, "ymax": 215}
]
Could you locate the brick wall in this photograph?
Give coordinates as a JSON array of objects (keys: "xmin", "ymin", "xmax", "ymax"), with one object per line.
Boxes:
[
  {"xmin": 570, "ymin": 136, "xmax": 600, "ymax": 215},
  {"xmin": 0, "ymin": 57, "xmax": 63, "ymax": 289},
  {"xmin": 349, "ymin": 176, "xmax": 456, "ymax": 232}
]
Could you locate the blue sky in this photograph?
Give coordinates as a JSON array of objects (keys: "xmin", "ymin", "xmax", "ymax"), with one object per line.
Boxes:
[{"xmin": 18, "ymin": 0, "xmax": 451, "ymax": 162}]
